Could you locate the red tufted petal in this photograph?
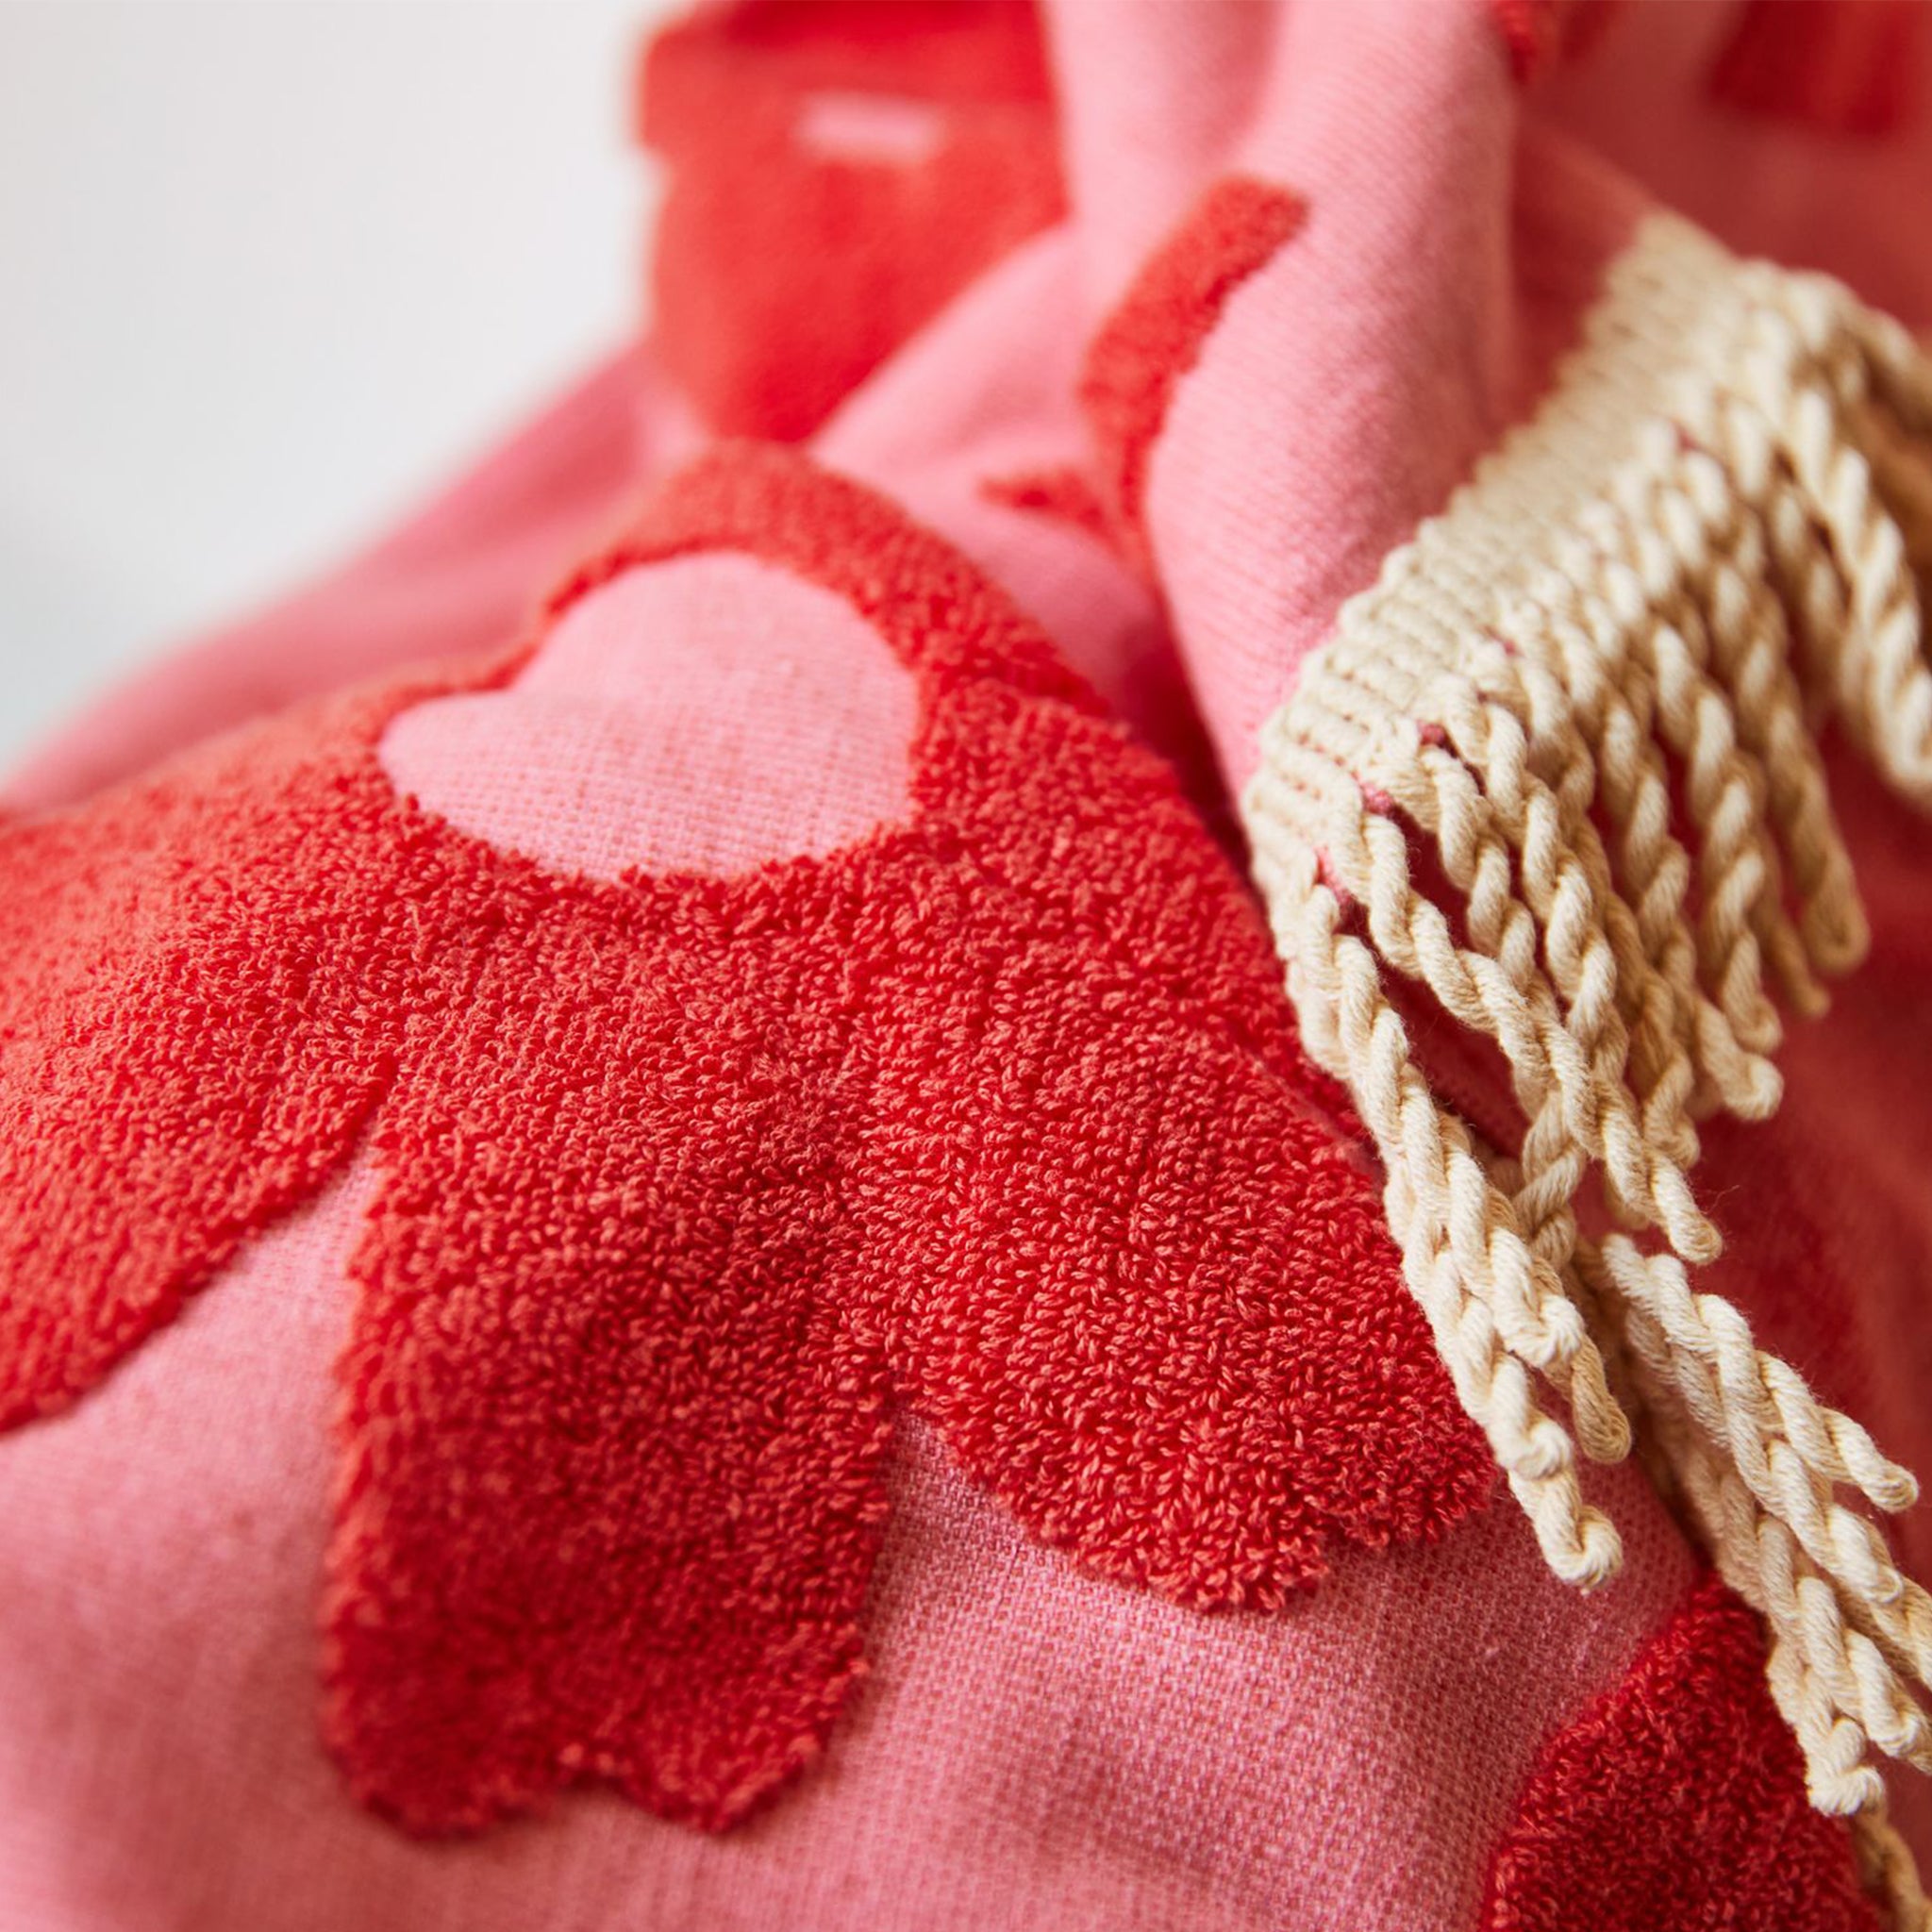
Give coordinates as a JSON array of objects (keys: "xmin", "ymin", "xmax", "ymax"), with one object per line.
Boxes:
[
  {"xmin": 0, "ymin": 447, "xmax": 1491, "ymax": 1835},
  {"xmin": 1485, "ymin": 1574, "xmax": 1882, "ymax": 1931}
]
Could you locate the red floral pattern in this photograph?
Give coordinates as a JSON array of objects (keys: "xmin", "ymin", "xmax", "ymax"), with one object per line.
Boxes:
[
  {"xmin": 1078, "ymin": 175, "xmax": 1308, "ymax": 554},
  {"xmin": 640, "ymin": 1, "xmax": 1064, "ymax": 441},
  {"xmin": 0, "ymin": 445, "xmax": 1491, "ymax": 1835},
  {"xmin": 1485, "ymin": 1574, "xmax": 1881, "ymax": 1930},
  {"xmin": 1706, "ymin": 0, "xmax": 1922, "ymax": 139}
]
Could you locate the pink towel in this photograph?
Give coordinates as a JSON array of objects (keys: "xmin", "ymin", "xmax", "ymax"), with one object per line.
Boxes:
[{"xmin": 6, "ymin": 4, "xmax": 1932, "ymax": 1926}]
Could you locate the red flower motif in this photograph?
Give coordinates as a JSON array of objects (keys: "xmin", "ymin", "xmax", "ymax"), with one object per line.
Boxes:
[
  {"xmin": 1705, "ymin": 0, "xmax": 1923, "ymax": 140},
  {"xmin": 640, "ymin": 0, "xmax": 1064, "ymax": 440},
  {"xmin": 1485, "ymin": 1574, "xmax": 1881, "ymax": 1931},
  {"xmin": 0, "ymin": 446, "xmax": 1490, "ymax": 1834}
]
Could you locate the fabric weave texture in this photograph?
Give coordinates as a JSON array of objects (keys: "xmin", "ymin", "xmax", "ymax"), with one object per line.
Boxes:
[{"xmin": 5, "ymin": 2, "xmax": 1932, "ymax": 1928}]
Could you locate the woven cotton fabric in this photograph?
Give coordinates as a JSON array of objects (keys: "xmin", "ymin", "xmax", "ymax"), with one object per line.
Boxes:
[{"xmin": 6, "ymin": 4, "xmax": 1932, "ymax": 1928}]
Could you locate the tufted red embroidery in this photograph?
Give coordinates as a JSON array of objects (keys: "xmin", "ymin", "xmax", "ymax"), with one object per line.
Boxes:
[
  {"xmin": 1078, "ymin": 176, "xmax": 1307, "ymax": 552},
  {"xmin": 1706, "ymin": 0, "xmax": 1923, "ymax": 140},
  {"xmin": 1484, "ymin": 1574, "xmax": 1882, "ymax": 1931},
  {"xmin": 979, "ymin": 462, "xmax": 1121, "ymax": 551},
  {"xmin": 1485, "ymin": 0, "xmax": 1621, "ymax": 86},
  {"xmin": 0, "ymin": 444, "xmax": 1491, "ymax": 1836},
  {"xmin": 640, "ymin": 1, "xmax": 1064, "ymax": 441}
]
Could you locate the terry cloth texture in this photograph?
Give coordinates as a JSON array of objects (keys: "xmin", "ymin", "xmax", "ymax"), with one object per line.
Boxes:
[
  {"xmin": 0, "ymin": 449, "xmax": 1491, "ymax": 1838},
  {"xmin": 1484, "ymin": 1574, "xmax": 1885, "ymax": 1930},
  {"xmin": 6, "ymin": 2, "xmax": 1932, "ymax": 1928}
]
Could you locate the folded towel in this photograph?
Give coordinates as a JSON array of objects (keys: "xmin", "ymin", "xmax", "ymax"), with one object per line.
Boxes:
[{"xmin": 6, "ymin": 4, "xmax": 1932, "ymax": 1926}]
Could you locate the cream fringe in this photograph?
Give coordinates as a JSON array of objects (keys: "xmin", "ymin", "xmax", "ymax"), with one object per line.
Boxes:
[{"xmin": 1241, "ymin": 211, "xmax": 1932, "ymax": 1921}]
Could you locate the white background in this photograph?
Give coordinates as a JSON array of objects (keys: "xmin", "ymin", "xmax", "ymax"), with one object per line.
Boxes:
[{"xmin": 0, "ymin": 0, "xmax": 677, "ymax": 772}]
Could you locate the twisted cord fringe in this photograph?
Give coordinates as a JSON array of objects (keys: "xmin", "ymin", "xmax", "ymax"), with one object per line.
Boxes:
[{"xmin": 1241, "ymin": 211, "xmax": 1932, "ymax": 1914}]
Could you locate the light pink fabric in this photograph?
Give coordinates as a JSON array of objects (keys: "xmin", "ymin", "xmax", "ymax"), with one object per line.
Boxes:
[
  {"xmin": 382, "ymin": 554, "xmax": 917, "ymax": 879},
  {"xmin": 817, "ymin": 230, "xmax": 1218, "ymax": 797},
  {"xmin": 0, "ymin": 1028, "xmax": 1695, "ymax": 1932},
  {"xmin": 1099, "ymin": 1, "xmax": 1643, "ymax": 789},
  {"xmin": 796, "ymin": 92, "xmax": 951, "ymax": 168},
  {"xmin": 1044, "ymin": 0, "xmax": 1279, "ymax": 311},
  {"xmin": 8, "ymin": 2, "xmax": 1932, "ymax": 1924}
]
